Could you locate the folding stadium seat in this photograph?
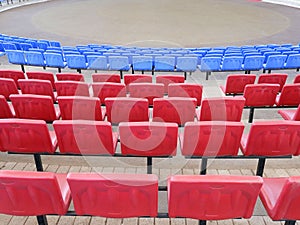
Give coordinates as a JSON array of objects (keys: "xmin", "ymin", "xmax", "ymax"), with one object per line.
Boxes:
[
  {"xmin": 108, "ymin": 56, "xmax": 130, "ymax": 77},
  {"xmin": 168, "ymin": 175, "xmax": 263, "ymax": 221},
  {"xmin": 278, "ymin": 105, "xmax": 300, "ymax": 121},
  {"xmin": 176, "ymin": 56, "xmax": 198, "ymax": 76},
  {"xmin": 86, "ymin": 55, "xmax": 108, "ymax": 71},
  {"xmin": 0, "ymin": 69, "xmax": 25, "ymax": 88},
  {"xmin": 44, "ymin": 52, "xmax": 67, "ymax": 73},
  {"xmin": 196, "ymin": 97, "xmax": 245, "ymax": 121},
  {"xmin": 5, "ymin": 50, "xmax": 27, "ymax": 72},
  {"xmin": 263, "ymin": 54, "xmax": 287, "ymax": 73},
  {"xmin": 92, "ymin": 82, "xmax": 126, "ymax": 103},
  {"xmin": 156, "ymin": 74, "xmax": 185, "ymax": 93},
  {"xmin": 275, "ymin": 84, "xmax": 300, "ymax": 106},
  {"xmin": 56, "ymin": 72, "xmax": 85, "ymax": 81},
  {"xmin": 92, "ymin": 73, "xmax": 121, "ymax": 83},
  {"xmin": 0, "ymin": 77, "xmax": 20, "ymax": 100},
  {"xmin": 55, "ymin": 81, "xmax": 90, "ymax": 97},
  {"xmin": 0, "ymin": 95, "xmax": 15, "ymax": 118},
  {"xmin": 26, "ymin": 71, "xmax": 56, "ymax": 89},
  {"xmin": 18, "ymin": 79, "xmax": 57, "ymax": 102},
  {"xmin": 10, "ymin": 94, "xmax": 60, "ymax": 122},
  {"xmin": 243, "ymin": 55, "xmax": 265, "ymax": 73},
  {"xmin": 65, "ymin": 54, "xmax": 88, "ymax": 73},
  {"xmin": 180, "ymin": 121, "xmax": 244, "ymax": 157},
  {"xmin": 24, "ymin": 51, "xmax": 46, "ymax": 68},
  {"xmin": 67, "ymin": 173, "xmax": 158, "ymax": 217},
  {"xmin": 294, "ymin": 74, "xmax": 300, "ymax": 83},
  {"xmin": 132, "ymin": 56, "xmax": 153, "ymax": 73},
  {"xmin": 260, "ymin": 176, "xmax": 300, "ymax": 223},
  {"xmin": 124, "ymin": 74, "xmax": 152, "ymax": 92},
  {"xmin": 220, "ymin": 74, "xmax": 256, "ymax": 95},
  {"xmin": 128, "ymin": 83, "xmax": 164, "ymax": 105},
  {"xmin": 119, "ymin": 122, "xmax": 178, "ymax": 156},
  {"xmin": 168, "ymin": 83, "xmax": 203, "ymax": 106},
  {"xmin": 53, "ymin": 120, "xmax": 117, "ymax": 154},
  {"xmin": 220, "ymin": 56, "xmax": 244, "ymax": 71},
  {"xmin": 153, "ymin": 97, "xmax": 197, "ymax": 126},
  {"xmin": 57, "ymin": 96, "xmax": 105, "ymax": 120},
  {"xmin": 0, "ymin": 118, "xmax": 57, "ymax": 153},
  {"xmin": 154, "ymin": 56, "xmax": 176, "ymax": 72},
  {"xmin": 105, "ymin": 97, "xmax": 149, "ymax": 124},
  {"xmin": 257, "ymin": 73, "xmax": 288, "ymax": 92},
  {"xmin": 199, "ymin": 56, "xmax": 222, "ymax": 80},
  {"xmin": 0, "ymin": 170, "xmax": 71, "ymax": 218},
  {"xmin": 240, "ymin": 121, "xmax": 300, "ymax": 156}
]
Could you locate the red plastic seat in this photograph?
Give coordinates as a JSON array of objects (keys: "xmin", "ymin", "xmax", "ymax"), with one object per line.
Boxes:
[
  {"xmin": 18, "ymin": 79, "xmax": 57, "ymax": 102},
  {"xmin": 119, "ymin": 121, "xmax": 178, "ymax": 156},
  {"xmin": 129, "ymin": 83, "xmax": 164, "ymax": 105},
  {"xmin": 0, "ymin": 70, "xmax": 25, "ymax": 88},
  {"xmin": 0, "ymin": 77, "xmax": 20, "ymax": 100},
  {"xmin": 57, "ymin": 96, "xmax": 105, "ymax": 120},
  {"xmin": 168, "ymin": 175, "xmax": 263, "ymax": 220},
  {"xmin": 124, "ymin": 74, "xmax": 152, "ymax": 92},
  {"xmin": 105, "ymin": 97, "xmax": 149, "ymax": 124},
  {"xmin": 0, "ymin": 170, "xmax": 71, "ymax": 216},
  {"xmin": 180, "ymin": 121, "xmax": 244, "ymax": 156},
  {"xmin": 196, "ymin": 97, "xmax": 245, "ymax": 121},
  {"xmin": 26, "ymin": 71, "xmax": 56, "ymax": 90},
  {"xmin": 153, "ymin": 97, "xmax": 197, "ymax": 126},
  {"xmin": 53, "ymin": 120, "xmax": 117, "ymax": 155},
  {"xmin": 92, "ymin": 82, "xmax": 126, "ymax": 103},
  {"xmin": 275, "ymin": 84, "xmax": 300, "ymax": 106},
  {"xmin": 92, "ymin": 73, "xmax": 121, "ymax": 83},
  {"xmin": 240, "ymin": 121, "xmax": 300, "ymax": 156},
  {"xmin": 243, "ymin": 84, "xmax": 280, "ymax": 107},
  {"xmin": 257, "ymin": 73, "xmax": 288, "ymax": 92},
  {"xmin": 0, "ymin": 95, "xmax": 15, "ymax": 118},
  {"xmin": 55, "ymin": 81, "xmax": 90, "ymax": 97},
  {"xmin": 278, "ymin": 105, "xmax": 300, "ymax": 121},
  {"xmin": 67, "ymin": 173, "xmax": 158, "ymax": 217},
  {"xmin": 156, "ymin": 74, "xmax": 185, "ymax": 93},
  {"xmin": 10, "ymin": 94, "xmax": 60, "ymax": 122},
  {"xmin": 220, "ymin": 74, "xmax": 256, "ymax": 95},
  {"xmin": 260, "ymin": 176, "xmax": 300, "ymax": 221},
  {"xmin": 56, "ymin": 72, "xmax": 85, "ymax": 81},
  {"xmin": 0, "ymin": 118, "xmax": 57, "ymax": 153},
  {"xmin": 168, "ymin": 83, "xmax": 203, "ymax": 106},
  {"xmin": 294, "ymin": 74, "xmax": 300, "ymax": 83}
]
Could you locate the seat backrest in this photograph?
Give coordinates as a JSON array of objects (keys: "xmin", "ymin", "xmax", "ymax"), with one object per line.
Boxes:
[
  {"xmin": 264, "ymin": 55, "xmax": 287, "ymax": 69},
  {"xmin": 44, "ymin": 52, "xmax": 65, "ymax": 68},
  {"xmin": 243, "ymin": 121, "xmax": 300, "ymax": 156},
  {"xmin": 86, "ymin": 55, "xmax": 108, "ymax": 70},
  {"xmin": 56, "ymin": 73, "xmax": 84, "ymax": 81},
  {"xmin": 0, "ymin": 77, "xmax": 19, "ymax": 100},
  {"xmin": 181, "ymin": 121, "xmax": 244, "ymax": 156},
  {"xmin": 6, "ymin": 50, "xmax": 26, "ymax": 65},
  {"xmin": 0, "ymin": 118, "xmax": 56, "ymax": 153},
  {"xmin": 243, "ymin": 55, "xmax": 264, "ymax": 70},
  {"xmin": 153, "ymin": 97, "xmax": 197, "ymax": 126},
  {"xmin": 168, "ymin": 175, "xmax": 263, "ymax": 220},
  {"xmin": 285, "ymin": 54, "xmax": 300, "ymax": 69},
  {"xmin": 243, "ymin": 84, "xmax": 280, "ymax": 107},
  {"xmin": 0, "ymin": 70, "xmax": 25, "ymax": 88},
  {"xmin": 55, "ymin": 81, "xmax": 90, "ymax": 97},
  {"xmin": 221, "ymin": 56, "xmax": 244, "ymax": 71},
  {"xmin": 257, "ymin": 73, "xmax": 287, "ymax": 92},
  {"xmin": 105, "ymin": 97, "xmax": 149, "ymax": 124},
  {"xmin": 65, "ymin": 54, "xmax": 87, "ymax": 69},
  {"xmin": 108, "ymin": 56, "xmax": 130, "ymax": 71},
  {"xmin": 0, "ymin": 170, "xmax": 70, "ymax": 215},
  {"xmin": 132, "ymin": 56, "xmax": 153, "ymax": 71},
  {"xmin": 129, "ymin": 83, "xmax": 164, "ymax": 105},
  {"xmin": 293, "ymin": 74, "xmax": 300, "ymax": 83},
  {"xmin": 154, "ymin": 56, "xmax": 176, "ymax": 71},
  {"xmin": 168, "ymin": 83, "xmax": 203, "ymax": 106},
  {"xmin": 24, "ymin": 51, "xmax": 45, "ymax": 66},
  {"xmin": 176, "ymin": 56, "xmax": 198, "ymax": 72},
  {"xmin": 10, "ymin": 94, "xmax": 59, "ymax": 122},
  {"xmin": 18, "ymin": 79, "xmax": 56, "ymax": 101},
  {"xmin": 92, "ymin": 82, "xmax": 126, "ymax": 103},
  {"xmin": 277, "ymin": 84, "xmax": 300, "ymax": 106},
  {"xmin": 200, "ymin": 56, "xmax": 222, "ymax": 71},
  {"xmin": 57, "ymin": 96, "xmax": 103, "ymax": 120},
  {"xmin": 199, "ymin": 97, "xmax": 245, "ymax": 121},
  {"xmin": 223, "ymin": 74, "xmax": 256, "ymax": 95},
  {"xmin": 124, "ymin": 74, "xmax": 152, "ymax": 91},
  {"xmin": 92, "ymin": 73, "xmax": 121, "ymax": 83},
  {"xmin": 67, "ymin": 173, "xmax": 158, "ymax": 217},
  {"xmin": 26, "ymin": 71, "xmax": 55, "ymax": 89},
  {"xmin": 0, "ymin": 95, "xmax": 14, "ymax": 119},
  {"xmin": 156, "ymin": 75, "xmax": 185, "ymax": 93},
  {"xmin": 53, "ymin": 120, "xmax": 116, "ymax": 154},
  {"xmin": 119, "ymin": 121, "xmax": 178, "ymax": 156}
]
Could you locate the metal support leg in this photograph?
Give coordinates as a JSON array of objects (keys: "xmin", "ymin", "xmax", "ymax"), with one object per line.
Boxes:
[
  {"xmin": 142, "ymin": 70, "xmax": 144, "ymax": 74},
  {"xmin": 21, "ymin": 65, "xmax": 25, "ymax": 73},
  {"xmin": 36, "ymin": 215, "xmax": 48, "ymax": 225},
  {"xmin": 200, "ymin": 157, "xmax": 208, "ymax": 175},
  {"xmin": 43, "ymin": 66, "xmax": 46, "ymax": 70},
  {"xmin": 58, "ymin": 68, "xmax": 61, "ymax": 73},
  {"xmin": 263, "ymin": 69, "xmax": 266, "ymax": 73},
  {"xmin": 34, "ymin": 154, "xmax": 44, "ymax": 172},
  {"xmin": 199, "ymin": 220, "xmax": 207, "ymax": 225},
  {"xmin": 297, "ymin": 68, "xmax": 299, "ymax": 72},
  {"xmin": 285, "ymin": 220, "xmax": 296, "ymax": 225},
  {"xmin": 184, "ymin": 72, "xmax": 187, "ymax": 80},
  {"xmin": 256, "ymin": 158, "xmax": 266, "ymax": 177},
  {"xmin": 248, "ymin": 107, "xmax": 255, "ymax": 123},
  {"xmin": 77, "ymin": 69, "xmax": 81, "ymax": 73},
  {"xmin": 268, "ymin": 70, "xmax": 271, "ymax": 74},
  {"xmin": 120, "ymin": 71, "xmax": 123, "ymax": 79},
  {"xmin": 205, "ymin": 72, "xmax": 211, "ymax": 80},
  {"xmin": 95, "ymin": 70, "xmax": 98, "ymax": 73},
  {"xmin": 147, "ymin": 157, "xmax": 153, "ymax": 174}
]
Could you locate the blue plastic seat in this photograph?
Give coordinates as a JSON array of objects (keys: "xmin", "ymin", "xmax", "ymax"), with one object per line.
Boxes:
[
  {"xmin": 221, "ymin": 56, "xmax": 244, "ymax": 71},
  {"xmin": 24, "ymin": 51, "xmax": 46, "ymax": 68},
  {"xmin": 263, "ymin": 54, "xmax": 287, "ymax": 73},
  {"xmin": 108, "ymin": 56, "xmax": 130, "ymax": 78},
  {"xmin": 5, "ymin": 50, "xmax": 26, "ymax": 72},
  {"xmin": 37, "ymin": 41, "xmax": 49, "ymax": 51},
  {"xmin": 2, "ymin": 43, "xmax": 17, "ymax": 51},
  {"xmin": 44, "ymin": 52, "xmax": 67, "ymax": 72},
  {"xmin": 284, "ymin": 54, "xmax": 300, "ymax": 71},
  {"xmin": 50, "ymin": 41, "xmax": 61, "ymax": 47},
  {"xmin": 176, "ymin": 56, "xmax": 198, "ymax": 78},
  {"xmin": 87, "ymin": 55, "xmax": 108, "ymax": 71},
  {"xmin": 243, "ymin": 55, "xmax": 265, "ymax": 73},
  {"xmin": 154, "ymin": 56, "xmax": 176, "ymax": 72},
  {"xmin": 132, "ymin": 56, "xmax": 153, "ymax": 73},
  {"xmin": 19, "ymin": 43, "xmax": 32, "ymax": 51},
  {"xmin": 65, "ymin": 55, "xmax": 87, "ymax": 73}
]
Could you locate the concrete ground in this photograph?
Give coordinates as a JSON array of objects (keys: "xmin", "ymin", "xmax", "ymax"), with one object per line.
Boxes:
[{"xmin": 1, "ymin": 0, "xmax": 300, "ymax": 224}]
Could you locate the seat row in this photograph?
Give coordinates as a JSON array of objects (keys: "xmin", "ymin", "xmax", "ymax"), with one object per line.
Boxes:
[{"xmin": 0, "ymin": 170, "xmax": 300, "ymax": 225}]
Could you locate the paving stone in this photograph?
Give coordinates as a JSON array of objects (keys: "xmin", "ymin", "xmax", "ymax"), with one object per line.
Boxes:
[
  {"xmin": 123, "ymin": 218, "xmax": 138, "ymax": 225},
  {"xmin": 8, "ymin": 216, "xmax": 27, "ymax": 225},
  {"xmin": 170, "ymin": 218, "xmax": 186, "ymax": 225},
  {"xmin": 57, "ymin": 216, "xmax": 75, "ymax": 225},
  {"xmin": 89, "ymin": 217, "xmax": 106, "ymax": 225},
  {"xmin": 106, "ymin": 218, "xmax": 122, "ymax": 225},
  {"xmin": 155, "ymin": 218, "xmax": 170, "ymax": 225},
  {"xmin": 217, "ymin": 219, "xmax": 234, "ymax": 225},
  {"xmin": 74, "ymin": 216, "xmax": 91, "ymax": 225},
  {"xmin": 0, "ymin": 215, "xmax": 12, "ymax": 224},
  {"xmin": 139, "ymin": 218, "xmax": 155, "ymax": 225}
]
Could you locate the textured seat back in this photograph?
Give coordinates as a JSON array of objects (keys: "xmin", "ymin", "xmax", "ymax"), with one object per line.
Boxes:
[
  {"xmin": 168, "ymin": 83, "xmax": 203, "ymax": 106},
  {"xmin": 223, "ymin": 74, "xmax": 256, "ymax": 95},
  {"xmin": 55, "ymin": 81, "xmax": 90, "ymax": 97},
  {"xmin": 277, "ymin": 84, "xmax": 300, "ymax": 106},
  {"xmin": 0, "ymin": 77, "xmax": 19, "ymax": 100},
  {"xmin": 92, "ymin": 82, "xmax": 126, "ymax": 103},
  {"xmin": 129, "ymin": 83, "xmax": 164, "ymax": 105},
  {"xmin": 258, "ymin": 73, "xmax": 287, "ymax": 92}
]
